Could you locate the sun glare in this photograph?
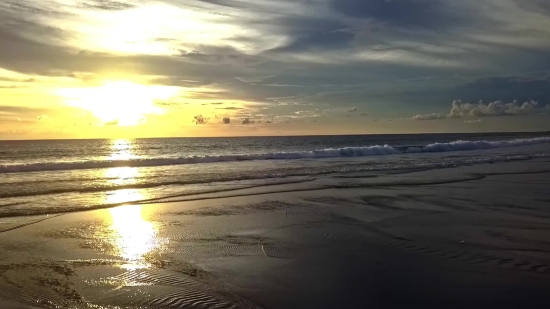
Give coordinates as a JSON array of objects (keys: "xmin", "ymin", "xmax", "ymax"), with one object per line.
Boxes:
[
  {"xmin": 101, "ymin": 140, "xmax": 160, "ymax": 269},
  {"xmin": 75, "ymin": 4, "xmax": 240, "ymax": 56},
  {"xmin": 57, "ymin": 81, "xmax": 179, "ymax": 126}
]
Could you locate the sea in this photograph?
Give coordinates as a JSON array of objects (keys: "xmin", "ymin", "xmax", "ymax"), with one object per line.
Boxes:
[{"xmin": 1, "ymin": 132, "xmax": 550, "ymax": 218}]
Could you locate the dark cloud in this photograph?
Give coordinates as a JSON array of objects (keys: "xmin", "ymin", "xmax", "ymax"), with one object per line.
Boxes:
[
  {"xmin": 330, "ymin": 0, "xmax": 464, "ymax": 29},
  {"xmin": 216, "ymin": 107, "xmax": 243, "ymax": 110},
  {"xmin": 178, "ymin": 46, "xmax": 262, "ymax": 66},
  {"xmin": 0, "ymin": 8, "xmax": 258, "ymax": 79},
  {"xmin": 104, "ymin": 119, "xmax": 119, "ymax": 126},
  {"xmin": 242, "ymin": 117, "xmax": 254, "ymax": 125},
  {"xmin": 223, "ymin": 117, "xmax": 230, "ymax": 124},
  {"xmin": 190, "ymin": 0, "xmax": 245, "ymax": 9},
  {"xmin": 148, "ymin": 77, "xmax": 212, "ymax": 87},
  {"xmin": 82, "ymin": 1, "xmax": 135, "ymax": 11},
  {"xmin": 235, "ymin": 76, "xmax": 275, "ymax": 83},
  {"xmin": 513, "ymin": 0, "xmax": 550, "ymax": 16},
  {"xmin": 193, "ymin": 114, "xmax": 208, "ymax": 124},
  {"xmin": 270, "ymin": 17, "xmax": 354, "ymax": 52},
  {"xmin": 458, "ymin": 76, "xmax": 550, "ymax": 102},
  {"xmin": 5, "ymin": 1, "xmax": 68, "ymax": 16},
  {"xmin": 0, "ymin": 105, "xmax": 49, "ymax": 116},
  {"xmin": 274, "ymin": 28, "xmax": 354, "ymax": 52},
  {"xmin": 1, "ymin": 0, "xmax": 550, "ymax": 134},
  {"xmin": 462, "ymin": 76, "xmax": 550, "ymax": 88}
]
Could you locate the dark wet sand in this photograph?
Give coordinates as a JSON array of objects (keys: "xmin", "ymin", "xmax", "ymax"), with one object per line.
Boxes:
[{"xmin": 1, "ymin": 159, "xmax": 550, "ymax": 308}]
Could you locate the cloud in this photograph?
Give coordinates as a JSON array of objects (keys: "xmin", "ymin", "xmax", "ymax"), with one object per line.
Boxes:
[
  {"xmin": 359, "ymin": 112, "xmax": 368, "ymax": 116},
  {"xmin": 215, "ymin": 107, "xmax": 243, "ymax": 110},
  {"xmin": 2, "ymin": 0, "xmax": 550, "ymax": 136},
  {"xmin": 262, "ymin": 83, "xmax": 308, "ymax": 88},
  {"xmin": 193, "ymin": 114, "xmax": 208, "ymax": 125},
  {"xmin": 82, "ymin": 1, "xmax": 135, "ymax": 11},
  {"xmin": 347, "ymin": 107, "xmax": 357, "ymax": 112},
  {"xmin": 464, "ymin": 119, "xmax": 482, "ymax": 123},
  {"xmin": 0, "ymin": 128, "xmax": 33, "ymax": 136},
  {"xmin": 155, "ymin": 101, "xmax": 181, "ymax": 107},
  {"xmin": 412, "ymin": 99, "xmax": 548, "ymax": 121},
  {"xmin": 458, "ymin": 76, "xmax": 550, "ymax": 103},
  {"xmin": 104, "ymin": 119, "xmax": 119, "ymax": 126},
  {"xmin": 410, "ymin": 100, "xmax": 550, "ymax": 123},
  {"xmin": 412, "ymin": 113, "xmax": 444, "ymax": 120},
  {"xmin": 37, "ymin": 114, "xmax": 50, "ymax": 121},
  {"xmin": 242, "ymin": 117, "xmax": 255, "ymax": 125},
  {"xmin": 235, "ymin": 76, "xmax": 276, "ymax": 83},
  {"xmin": 330, "ymin": 0, "xmax": 465, "ymax": 29},
  {"xmin": 448, "ymin": 100, "xmax": 543, "ymax": 118},
  {"xmin": 1, "ymin": 105, "xmax": 48, "ymax": 115},
  {"xmin": 271, "ymin": 17, "xmax": 355, "ymax": 52},
  {"xmin": 512, "ymin": 0, "xmax": 550, "ymax": 15},
  {"xmin": 223, "ymin": 117, "xmax": 230, "ymax": 124}
]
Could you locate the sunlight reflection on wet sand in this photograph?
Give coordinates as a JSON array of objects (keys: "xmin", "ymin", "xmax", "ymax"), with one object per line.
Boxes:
[{"xmin": 108, "ymin": 205, "xmax": 158, "ymax": 270}]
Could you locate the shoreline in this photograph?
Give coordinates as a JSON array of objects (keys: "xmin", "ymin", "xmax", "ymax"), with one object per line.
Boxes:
[{"xmin": 2, "ymin": 153, "xmax": 550, "ymax": 220}]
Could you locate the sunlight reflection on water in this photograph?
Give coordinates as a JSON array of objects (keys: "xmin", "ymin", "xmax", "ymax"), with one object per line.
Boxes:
[
  {"xmin": 107, "ymin": 139, "xmax": 138, "ymax": 161},
  {"xmin": 102, "ymin": 139, "xmax": 160, "ymax": 270}
]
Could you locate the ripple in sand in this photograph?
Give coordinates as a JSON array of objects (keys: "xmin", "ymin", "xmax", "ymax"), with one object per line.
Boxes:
[
  {"xmin": 167, "ymin": 200, "xmax": 314, "ymax": 217},
  {"xmin": 90, "ymin": 268, "xmax": 261, "ymax": 309}
]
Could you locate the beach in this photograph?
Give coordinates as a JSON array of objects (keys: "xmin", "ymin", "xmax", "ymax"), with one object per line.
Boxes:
[
  {"xmin": 3, "ymin": 0, "xmax": 550, "ymax": 306},
  {"xmin": 1, "ymin": 156, "xmax": 549, "ymax": 308}
]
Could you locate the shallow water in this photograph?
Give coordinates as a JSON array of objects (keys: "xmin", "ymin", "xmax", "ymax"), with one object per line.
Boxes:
[{"xmin": 1, "ymin": 132, "xmax": 549, "ymax": 217}]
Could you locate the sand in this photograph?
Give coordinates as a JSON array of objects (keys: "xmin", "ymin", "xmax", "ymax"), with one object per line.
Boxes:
[{"xmin": 1, "ymin": 159, "xmax": 549, "ymax": 308}]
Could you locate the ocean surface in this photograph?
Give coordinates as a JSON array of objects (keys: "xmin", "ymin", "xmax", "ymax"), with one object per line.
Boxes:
[{"xmin": 1, "ymin": 132, "xmax": 550, "ymax": 218}]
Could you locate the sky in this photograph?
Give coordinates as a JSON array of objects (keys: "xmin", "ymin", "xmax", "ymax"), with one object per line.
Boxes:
[{"xmin": 1, "ymin": 0, "xmax": 550, "ymax": 139}]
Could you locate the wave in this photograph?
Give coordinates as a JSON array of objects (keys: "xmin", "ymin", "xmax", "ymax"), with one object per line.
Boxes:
[
  {"xmin": 5, "ymin": 164, "xmax": 550, "ymax": 219},
  {"xmin": 414, "ymin": 137, "xmax": 550, "ymax": 153},
  {"xmin": 1, "ymin": 137, "xmax": 549, "ymax": 174},
  {"xmin": 0, "ymin": 178, "xmax": 315, "ymax": 199}
]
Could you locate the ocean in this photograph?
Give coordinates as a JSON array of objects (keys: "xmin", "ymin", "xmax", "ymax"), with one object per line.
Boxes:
[{"xmin": 1, "ymin": 132, "xmax": 550, "ymax": 218}]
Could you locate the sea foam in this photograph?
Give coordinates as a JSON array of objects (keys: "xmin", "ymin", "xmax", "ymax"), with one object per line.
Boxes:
[{"xmin": 1, "ymin": 137, "xmax": 549, "ymax": 173}]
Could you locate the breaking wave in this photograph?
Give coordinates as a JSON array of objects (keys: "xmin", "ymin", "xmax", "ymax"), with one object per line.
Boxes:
[{"xmin": 1, "ymin": 137, "xmax": 549, "ymax": 174}]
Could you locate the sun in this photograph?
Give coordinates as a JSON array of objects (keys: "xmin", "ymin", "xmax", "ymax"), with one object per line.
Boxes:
[{"xmin": 57, "ymin": 81, "xmax": 179, "ymax": 126}]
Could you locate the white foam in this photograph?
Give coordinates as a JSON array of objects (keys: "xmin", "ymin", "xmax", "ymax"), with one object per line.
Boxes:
[
  {"xmin": 419, "ymin": 137, "xmax": 550, "ymax": 153},
  {"xmin": 1, "ymin": 137, "xmax": 548, "ymax": 173}
]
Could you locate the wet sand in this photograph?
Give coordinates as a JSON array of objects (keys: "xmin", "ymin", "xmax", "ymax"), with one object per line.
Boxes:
[{"xmin": 1, "ymin": 159, "xmax": 550, "ymax": 308}]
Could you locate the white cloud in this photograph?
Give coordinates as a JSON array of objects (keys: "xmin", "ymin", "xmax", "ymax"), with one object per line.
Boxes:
[
  {"xmin": 448, "ymin": 100, "xmax": 542, "ymax": 118},
  {"xmin": 464, "ymin": 119, "xmax": 482, "ymax": 123},
  {"xmin": 412, "ymin": 99, "xmax": 548, "ymax": 121},
  {"xmin": 411, "ymin": 113, "xmax": 444, "ymax": 120},
  {"xmin": 347, "ymin": 107, "xmax": 357, "ymax": 112}
]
